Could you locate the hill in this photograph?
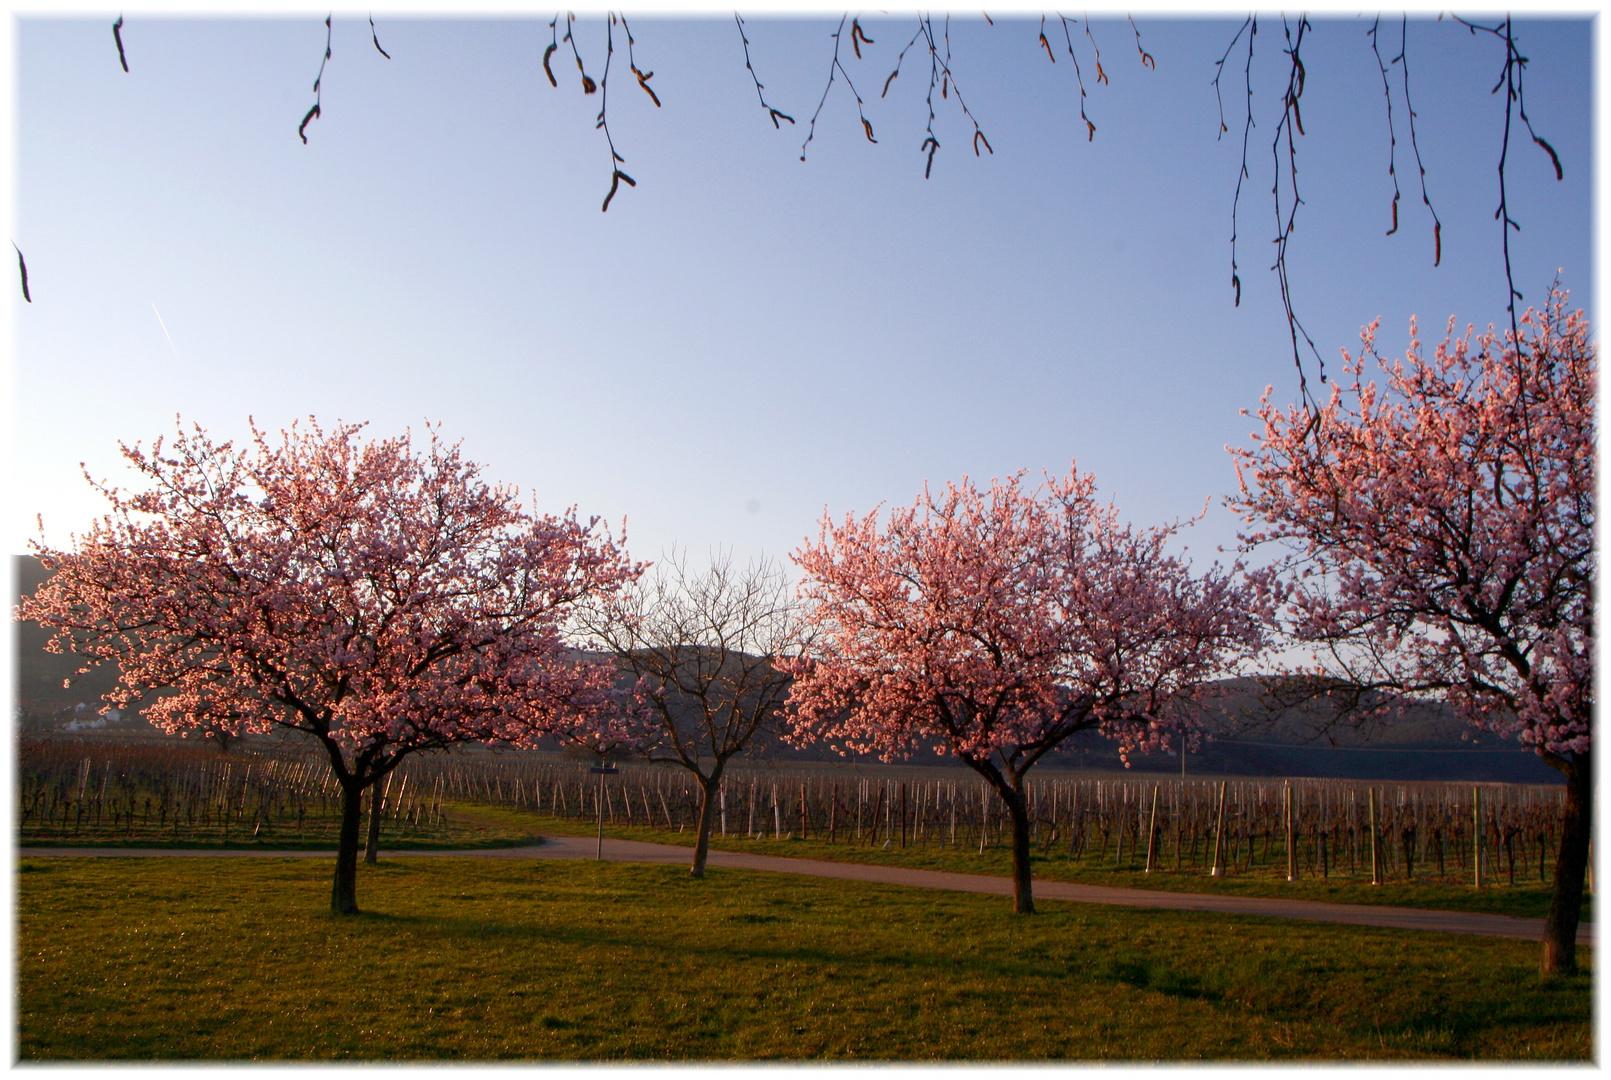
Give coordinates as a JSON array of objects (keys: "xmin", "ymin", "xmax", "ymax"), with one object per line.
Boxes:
[
  {"xmin": 14, "ymin": 555, "xmax": 129, "ymax": 730},
  {"xmin": 13, "ymin": 555, "xmax": 1559, "ymax": 782}
]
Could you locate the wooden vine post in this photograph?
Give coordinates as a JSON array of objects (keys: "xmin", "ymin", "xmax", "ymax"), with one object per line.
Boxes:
[
  {"xmin": 591, "ymin": 760, "xmax": 618, "ymax": 860},
  {"xmin": 1284, "ymin": 781, "xmax": 1296, "ymax": 882},
  {"xmin": 1210, "ymin": 781, "xmax": 1229, "ymax": 878},
  {"xmin": 881, "ymin": 780, "xmax": 895, "ymax": 846},
  {"xmin": 979, "ymin": 786, "xmax": 989, "ymax": 855},
  {"xmin": 940, "ymin": 783, "xmax": 953, "ymax": 851},
  {"xmin": 1114, "ymin": 791, "xmax": 1126, "ymax": 868},
  {"xmin": 900, "ymin": 782, "xmax": 907, "ymax": 848},
  {"xmin": 1368, "ymin": 787, "xmax": 1381, "ymax": 885},
  {"xmin": 1473, "ymin": 786, "xmax": 1483, "ymax": 889},
  {"xmin": 1144, "ymin": 784, "xmax": 1160, "ymax": 874}
]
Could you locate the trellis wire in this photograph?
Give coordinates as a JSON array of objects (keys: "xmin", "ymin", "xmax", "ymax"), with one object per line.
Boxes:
[
  {"xmin": 407, "ymin": 754, "xmax": 1571, "ymax": 885},
  {"xmin": 19, "ymin": 738, "xmax": 1572, "ymax": 885}
]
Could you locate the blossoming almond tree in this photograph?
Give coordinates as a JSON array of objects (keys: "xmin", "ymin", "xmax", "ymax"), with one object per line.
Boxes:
[
  {"xmin": 787, "ymin": 467, "xmax": 1265, "ymax": 913},
  {"xmin": 18, "ymin": 419, "xmax": 640, "ymax": 914},
  {"xmin": 1230, "ymin": 290, "xmax": 1594, "ymax": 974}
]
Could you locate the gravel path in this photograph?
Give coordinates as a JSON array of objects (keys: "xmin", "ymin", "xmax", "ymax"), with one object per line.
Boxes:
[{"xmin": 21, "ymin": 835, "xmax": 1592, "ymax": 946}]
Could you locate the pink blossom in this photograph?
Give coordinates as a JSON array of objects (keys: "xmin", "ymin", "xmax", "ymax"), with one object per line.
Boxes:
[
  {"xmin": 786, "ymin": 464, "xmax": 1264, "ymax": 912},
  {"xmin": 19, "ymin": 418, "xmax": 640, "ymax": 912},
  {"xmin": 1230, "ymin": 289, "xmax": 1594, "ymax": 972},
  {"xmin": 1230, "ymin": 290, "xmax": 1593, "ymax": 762}
]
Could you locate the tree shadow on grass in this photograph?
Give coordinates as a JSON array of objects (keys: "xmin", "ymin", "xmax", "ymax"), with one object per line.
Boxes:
[
  {"xmin": 323, "ymin": 863, "xmax": 1590, "ymax": 1060},
  {"xmin": 1089, "ymin": 940, "xmax": 1591, "ymax": 1058},
  {"xmin": 1095, "ymin": 954, "xmax": 1215, "ymax": 1003}
]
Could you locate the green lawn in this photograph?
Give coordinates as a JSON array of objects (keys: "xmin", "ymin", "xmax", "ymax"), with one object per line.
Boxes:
[
  {"xmin": 17, "ymin": 856, "xmax": 1592, "ymax": 1061},
  {"xmin": 17, "ymin": 801, "xmax": 539, "ymax": 851},
  {"xmin": 460, "ymin": 804, "xmax": 1594, "ymax": 922}
]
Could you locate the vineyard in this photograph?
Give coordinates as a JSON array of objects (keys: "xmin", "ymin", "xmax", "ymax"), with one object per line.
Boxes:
[
  {"xmin": 418, "ymin": 751, "xmax": 1568, "ymax": 887},
  {"xmin": 18, "ymin": 738, "xmax": 456, "ymax": 847},
  {"xmin": 18, "ymin": 736, "xmax": 1571, "ymax": 888}
]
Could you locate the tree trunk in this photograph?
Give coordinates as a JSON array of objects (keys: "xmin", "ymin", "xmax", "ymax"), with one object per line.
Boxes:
[
  {"xmin": 364, "ymin": 780, "xmax": 383, "ymax": 864},
  {"xmin": 1542, "ymin": 751, "xmax": 1591, "ymax": 975},
  {"xmin": 691, "ymin": 776, "xmax": 720, "ymax": 879},
  {"xmin": 1002, "ymin": 785, "xmax": 1035, "ymax": 915},
  {"xmin": 333, "ymin": 781, "xmax": 363, "ymax": 915}
]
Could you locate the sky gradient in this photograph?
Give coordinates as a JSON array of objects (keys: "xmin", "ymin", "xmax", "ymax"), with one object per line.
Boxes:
[{"xmin": 10, "ymin": 13, "xmax": 1595, "ymax": 579}]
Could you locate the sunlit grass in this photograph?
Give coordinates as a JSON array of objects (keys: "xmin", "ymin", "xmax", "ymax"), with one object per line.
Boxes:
[
  {"xmin": 17, "ymin": 856, "xmax": 1591, "ymax": 1061},
  {"xmin": 19, "ymin": 801, "xmax": 542, "ymax": 850}
]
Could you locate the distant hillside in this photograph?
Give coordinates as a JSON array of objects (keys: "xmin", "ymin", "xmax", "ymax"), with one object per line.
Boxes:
[
  {"xmin": 13, "ymin": 554, "xmax": 1560, "ymax": 783},
  {"xmin": 14, "ymin": 555, "xmax": 127, "ymax": 726},
  {"xmin": 749, "ymin": 686, "xmax": 1558, "ymax": 784},
  {"xmin": 1084, "ymin": 676, "xmax": 1561, "ymax": 784}
]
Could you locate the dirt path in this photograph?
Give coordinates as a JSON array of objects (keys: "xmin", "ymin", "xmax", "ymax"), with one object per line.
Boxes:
[{"xmin": 21, "ymin": 835, "xmax": 1592, "ymax": 946}]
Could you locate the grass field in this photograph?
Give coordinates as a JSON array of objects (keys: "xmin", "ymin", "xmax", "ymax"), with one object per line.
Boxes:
[
  {"xmin": 17, "ymin": 855, "xmax": 1592, "ymax": 1061},
  {"xmin": 18, "ymin": 802, "xmax": 541, "ymax": 851}
]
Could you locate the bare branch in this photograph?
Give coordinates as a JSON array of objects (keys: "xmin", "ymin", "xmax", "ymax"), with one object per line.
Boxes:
[
  {"xmin": 1270, "ymin": 15, "xmax": 1323, "ymax": 400},
  {"xmin": 544, "ymin": 15, "xmax": 560, "ymax": 87},
  {"xmin": 801, "ymin": 14, "xmax": 876, "ymax": 163},
  {"xmin": 596, "ymin": 14, "xmax": 634, "ymax": 212},
  {"xmin": 1453, "ymin": 14, "xmax": 1566, "ymax": 340},
  {"xmin": 1210, "ymin": 15, "xmax": 1249, "ymax": 138},
  {"xmin": 581, "ymin": 548, "xmax": 803, "ymax": 779},
  {"xmin": 14, "ymin": 243, "xmax": 31, "ymax": 303},
  {"xmin": 368, "ymin": 14, "xmax": 390, "ymax": 60},
  {"xmin": 735, "ymin": 13, "xmax": 794, "ymax": 128},
  {"xmin": 1367, "ymin": 16, "xmax": 1401, "ymax": 236},
  {"xmin": 112, "ymin": 15, "xmax": 129, "ymax": 73},
  {"xmin": 1049, "ymin": 14, "xmax": 1097, "ymax": 142},
  {"xmin": 1213, "ymin": 16, "xmax": 1255, "ymax": 309},
  {"xmin": 1395, "ymin": 16, "xmax": 1442, "ymax": 265},
  {"xmin": 880, "ymin": 15, "xmax": 992, "ymax": 176},
  {"xmin": 1127, "ymin": 14, "xmax": 1155, "ymax": 69},
  {"xmin": 618, "ymin": 16, "xmax": 659, "ymax": 107},
  {"xmin": 298, "ymin": 14, "xmax": 332, "ymax": 145}
]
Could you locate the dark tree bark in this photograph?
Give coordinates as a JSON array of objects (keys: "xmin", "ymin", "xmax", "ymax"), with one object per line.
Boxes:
[
  {"xmin": 1541, "ymin": 750, "xmax": 1592, "ymax": 975},
  {"xmin": 333, "ymin": 780, "xmax": 363, "ymax": 915},
  {"xmin": 965, "ymin": 757, "xmax": 1038, "ymax": 914},
  {"xmin": 1002, "ymin": 785, "xmax": 1035, "ymax": 915},
  {"xmin": 690, "ymin": 772, "xmax": 723, "ymax": 879}
]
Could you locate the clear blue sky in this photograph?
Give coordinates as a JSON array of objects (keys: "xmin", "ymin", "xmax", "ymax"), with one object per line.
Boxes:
[{"xmin": 10, "ymin": 12, "xmax": 1594, "ymax": 576}]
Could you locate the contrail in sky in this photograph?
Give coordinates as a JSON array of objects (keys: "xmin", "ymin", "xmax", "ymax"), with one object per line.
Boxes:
[{"xmin": 151, "ymin": 302, "xmax": 177, "ymax": 355}]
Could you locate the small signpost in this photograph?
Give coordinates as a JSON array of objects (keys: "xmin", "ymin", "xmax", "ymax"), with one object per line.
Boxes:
[{"xmin": 590, "ymin": 761, "xmax": 618, "ymax": 860}]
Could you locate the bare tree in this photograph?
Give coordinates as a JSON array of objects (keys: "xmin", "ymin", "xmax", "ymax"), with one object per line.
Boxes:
[{"xmin": 583, "ymin": 549, "xmax": 802, "ymax": 878}]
